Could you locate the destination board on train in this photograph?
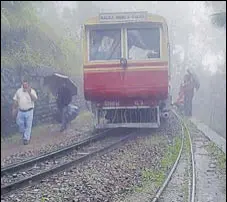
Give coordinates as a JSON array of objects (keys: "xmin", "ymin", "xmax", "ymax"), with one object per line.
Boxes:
[{"xmin": 99, "ymin": 12, "xmax": 148, "ymax": 22}]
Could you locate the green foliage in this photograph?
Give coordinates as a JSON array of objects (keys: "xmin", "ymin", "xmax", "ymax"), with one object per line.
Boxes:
[
  {"xmin": 1, "ymin": 1, "xmax": 38, "ymax": 30},
  {"xmin": 41, "ymin": 197, "xmax": 48, "ymax": 202},
  {"xmin": 142, "ymin": 169, "xmax": 165, "ymax": 186},
  {"xmin": 1, "ymin": 1, "xmax": 83, "ymax": 76},
  {"xmin": 211, "ymin": 12, "xmax": 226, "ymax": 28},
  {"xmin": 134, "ymin": 136, "xmax": 182, "ymax": 193},
  {"xmin": 160, "ymin": 136, "xmax": 181, "ymax": 170},
  {"xmin": 205, "ymin": 142, "xmax": 226, "ymax": 171}
]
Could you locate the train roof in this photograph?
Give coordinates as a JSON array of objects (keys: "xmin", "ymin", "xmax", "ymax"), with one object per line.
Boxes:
[{"xmin": 84, "ymin": 12, "xmax": 167, "ymax": 26}]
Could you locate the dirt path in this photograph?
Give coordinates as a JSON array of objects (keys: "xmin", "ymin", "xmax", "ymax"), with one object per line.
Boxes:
[
  {"xmin": 1, "ymin": 124, "xmax": 62, "ymax": 159},
  {"xmin": 189, "ymin": 122, "xmax": 226, "ymax": 202},
  {"xmin": 1, "ymin": 112, "xmax": 94, "ymax": 167}
]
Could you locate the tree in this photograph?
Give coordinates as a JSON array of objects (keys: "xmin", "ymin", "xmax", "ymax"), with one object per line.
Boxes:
[{"xmin": 204, "ymin": 1, "xmax": 226, "ymax": 28}]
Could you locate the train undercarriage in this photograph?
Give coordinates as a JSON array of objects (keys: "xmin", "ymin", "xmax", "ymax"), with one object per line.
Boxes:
[{"xmin": 91, "ymin": 100, "xmax": 170, "ymax": 129}]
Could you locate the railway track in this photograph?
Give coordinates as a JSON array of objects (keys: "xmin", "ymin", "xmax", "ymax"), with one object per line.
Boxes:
[
  {"xmin": 1, "ymin": 128, "xmax": 134, "ymax": 196},
  {"xmin": 1, "ymin": 129, "xmax": 112, "ymax": 176},
  {"xmin": 151, "ymin": 109, "xmax": 196, "ymax": 202}
]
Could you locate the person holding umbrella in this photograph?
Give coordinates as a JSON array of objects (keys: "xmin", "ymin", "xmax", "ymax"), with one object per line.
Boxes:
[
  {"xmin": 56, "ymin": 81, "xmax": 72, "ymax": 132},
  {"xmin": 44, "ymin": 73, "xmax": 78, "ymax": 132}
]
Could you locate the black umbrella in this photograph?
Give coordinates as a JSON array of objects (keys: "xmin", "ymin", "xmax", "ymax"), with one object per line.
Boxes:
[{"xmin": 44, "ymin": 73, "xmax": 77, "ymax": 96}]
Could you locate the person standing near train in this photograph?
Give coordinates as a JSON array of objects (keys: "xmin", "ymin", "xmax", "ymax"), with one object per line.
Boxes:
[
  {"xmin": 174, "ymin": 82, "xmax": 184, "ymax": 113},
  {"xmin": 56, "ymin": 81, "xmax": 72, "ymax": 132},
  {"xmin": 183, "ymin": 69, "xmax": 200, "ymax": 116},
  {"xmin": 12, "ymin": 78, "xmax": 38, "ymax": 145}
]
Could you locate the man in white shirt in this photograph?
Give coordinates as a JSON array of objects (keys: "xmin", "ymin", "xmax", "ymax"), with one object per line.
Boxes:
[{"xmin": 12, "ymin": 79, "xmax": 38, "ymax": 145}]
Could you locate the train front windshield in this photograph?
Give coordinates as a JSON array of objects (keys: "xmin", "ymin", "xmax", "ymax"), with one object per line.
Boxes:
[
  {"xmin": 127, "ymin": 28, "xmax": 160, "ymax": 59},
  {"xmin": 89, "ymin": 29, "xmax": 121, "ymax": 61},
  {"xmin": 88, "ymin": 24, "xmax": 161, "ymax": 61}
]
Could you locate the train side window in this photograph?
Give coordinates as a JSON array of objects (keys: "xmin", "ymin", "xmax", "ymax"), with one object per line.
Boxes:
[
  {"xmin": 127, "ymin": 28, "xmax": 160, "ymax": 60},
  {"xmin": 89, "ymin": 29, "xmax": 121, "ymax": 61}
]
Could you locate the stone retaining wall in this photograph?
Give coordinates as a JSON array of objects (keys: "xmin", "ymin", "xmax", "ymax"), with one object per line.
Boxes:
[{"xmin": 1, "ymin": 65, "xmax": 87, "ymax": 137}]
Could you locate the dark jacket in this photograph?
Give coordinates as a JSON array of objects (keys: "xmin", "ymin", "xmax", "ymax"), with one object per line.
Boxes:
[
  {"xmin": 183, "ymin": 74, "xmax": 196, "ymax": 98},
  {"xmin": 56, "ymin": 86, "xmax": 72, "ymax": 109}
]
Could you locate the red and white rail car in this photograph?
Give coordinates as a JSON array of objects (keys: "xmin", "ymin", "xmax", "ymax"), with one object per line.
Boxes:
[{"xmin": 83, "ymin": 12, "xmax": 171, "ymax": 129}]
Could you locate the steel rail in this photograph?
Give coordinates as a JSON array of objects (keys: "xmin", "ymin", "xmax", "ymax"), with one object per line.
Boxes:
[
  {"xmin": 151, "ymin": 109, "xmax": 196, "ymax": 202},
  {"xmin": 151, "ymin": 109, "xmax": 184, "ymax": 202},
  {"xmin": 1, "ymin": 129, "xmax": 113, "ymax": 176},
  {"xmin": 183, "ymin": 117, "xmax": 196, "ymax": 202},
  {"xmin": 1, "ymin": 131, "xmax": 134, "ymax": 196}
]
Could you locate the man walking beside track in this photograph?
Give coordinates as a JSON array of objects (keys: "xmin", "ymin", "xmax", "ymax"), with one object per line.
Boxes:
[{"xmin": 12, "ymin": 78, "xmax": 38, "ymax": 145}]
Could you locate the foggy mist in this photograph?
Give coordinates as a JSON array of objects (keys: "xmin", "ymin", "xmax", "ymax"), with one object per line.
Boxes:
[
  {"xmin": 1, "ymin": 1, "xmax": 226, "ymax": 137},
  {"xmin": 1, "ymin": 2, "xmax": 226, "ymax": 201}
]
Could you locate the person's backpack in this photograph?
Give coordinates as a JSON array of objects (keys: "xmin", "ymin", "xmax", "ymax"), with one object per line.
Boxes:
[{"xmin": 66, "ymin": 104, "xmax": 79, "ymax": 122}]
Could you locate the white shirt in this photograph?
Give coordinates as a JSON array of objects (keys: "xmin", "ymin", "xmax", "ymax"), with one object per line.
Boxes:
[
  {"xmin": 13, "ymin": 87, "xmax": 38, "ymax": 110},
  {"xmin": 129, "ymin": 46, "xmax": 149, "ymax": 60}
]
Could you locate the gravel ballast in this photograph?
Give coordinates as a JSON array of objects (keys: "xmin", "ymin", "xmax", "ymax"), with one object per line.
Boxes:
[{"xmin": 2, "ymin": 114, "xmax": 181, "ymax": 202}]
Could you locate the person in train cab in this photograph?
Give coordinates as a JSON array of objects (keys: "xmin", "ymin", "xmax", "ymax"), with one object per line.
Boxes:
[
  {"xmin": 56, "ymin": 82, "xmax": 72, "ymax": 132},
  {"xmin": 183, "ymin": 69, "xmax": 200, "ymax": 117},
  {"xmin": 12, "ymin": 78, "xmax": 38, "ymax": 145}
]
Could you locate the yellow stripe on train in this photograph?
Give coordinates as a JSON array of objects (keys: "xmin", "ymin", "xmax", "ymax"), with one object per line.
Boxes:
[{"xmin": 84, "ymin": 66, "xmax": 168, "ymax": 73}]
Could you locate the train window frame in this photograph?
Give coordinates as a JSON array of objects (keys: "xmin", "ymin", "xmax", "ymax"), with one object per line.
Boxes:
[
  {"xmin": 87, "ymin": 27, "xmax": 123, "ymax": 62},
  {"xmin": 125, "ymin": 25, "xmax": 162, "ymax": 61}
]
